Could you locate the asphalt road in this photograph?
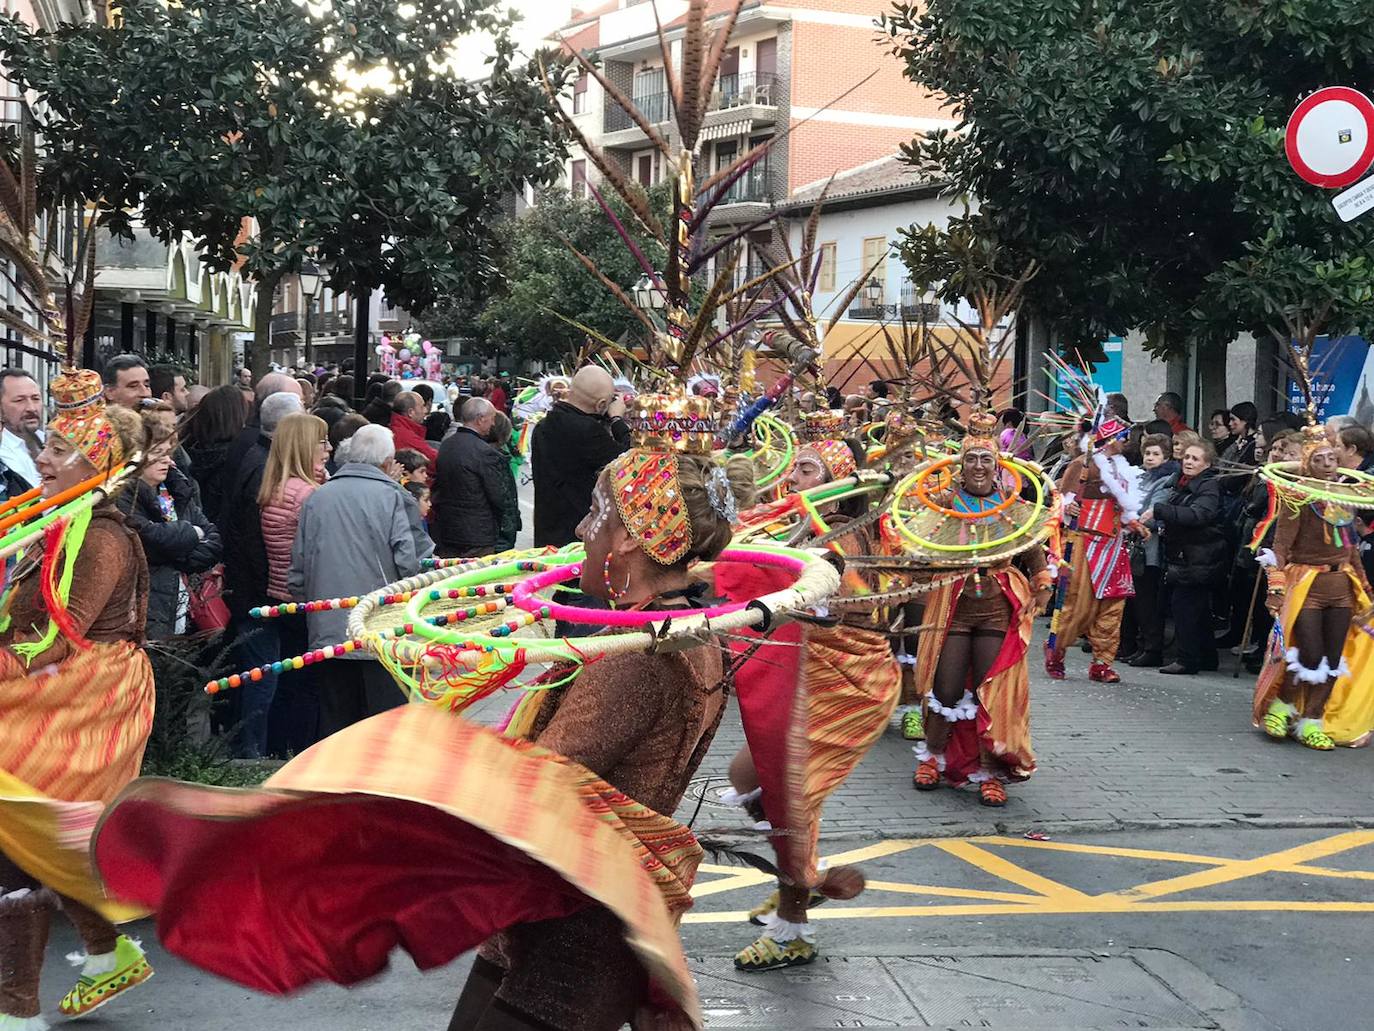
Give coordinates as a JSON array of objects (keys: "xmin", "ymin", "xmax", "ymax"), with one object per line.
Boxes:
[
  {"xmin": 34, "ymin": 473, "xmax": 1367, "ymax": 1029},
  {"xmin": 34, "ymin": 826, "xmax": 1372, "ymax": 1030}
]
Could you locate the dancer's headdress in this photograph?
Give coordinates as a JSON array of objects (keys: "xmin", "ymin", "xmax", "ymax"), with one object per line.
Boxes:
[{"xmin": 49, "ymin": 367, "xmax": 125, "ymax": 470}]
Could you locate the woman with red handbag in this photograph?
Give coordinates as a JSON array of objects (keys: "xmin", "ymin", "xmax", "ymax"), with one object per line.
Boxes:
[{"xmin": 116, "ymin": 405, "xmax": 223, "ymax": 640}]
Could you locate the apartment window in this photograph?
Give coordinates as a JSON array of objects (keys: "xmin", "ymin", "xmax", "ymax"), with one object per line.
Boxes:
[
  {"xmin": 862, "ymin": 236, "xmax": 889, "ymax": 301},
  {"xmin": 817, "ymin": 242, "xmax": 836, "ymax": 293},
  {"xmin": 570, "ymin": 158, "xmax": 587, "ymax": 199},
  {"xmin": 572, "ymin": 73, "xmax": 588, "ymax": 115}
]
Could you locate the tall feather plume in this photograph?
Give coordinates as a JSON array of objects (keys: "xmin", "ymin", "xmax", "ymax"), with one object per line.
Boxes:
[
  {"xmin": 537, "ymin": 56, "xmax": 664, "ymax": 241},
  {"xmin": 683, "ymin": 246, "xmax": 742, "ymax": 357},
  {"xmin": 650, "ymin": 1, "xmax": 683, "ymax": 114},
  {"xmin": 587, "ymin": 181, "xmax": 657, "ymax": 282},
  {"xmin": 558, "ymin": 233, "xmax": 662, "ymax": 339},
  {"xmin": 697, "ymin": 0, "xmax": 747, "ymax": 108},
  {"xmin": 564, "ymin": 46, "xmax": 674, "ymax": 161},
  {"xmin": 676, "ymin": 0, "xmax": 708, "ymax": 150}
]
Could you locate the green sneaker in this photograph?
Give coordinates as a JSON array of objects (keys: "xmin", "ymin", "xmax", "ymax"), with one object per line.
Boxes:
[
  {"xmin": 901, "ymin": 707, "xmax": 924, "ymax": 740},
  {"xmin": 1262, "ymin": 699, "xmax": 1295, "ymax": 740},
  {"xmin": 59, "ymin": 934, "xmax": 153, "ymax": 1017},
  {"xmin": 1295, "ymin": 719, "xmax": 1335, "ymax": 751}
]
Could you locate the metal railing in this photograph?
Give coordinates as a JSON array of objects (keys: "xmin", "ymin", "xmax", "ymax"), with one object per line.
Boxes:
[
  {"xmin": 605, "ymin": 89, "xmax": 673, "ymax": 132},
  {"xmin": 848, "ymin": 281, "xmax": 943, "ymax": 322},
  {"xmin": 718, "ymin": 166, "xmax": 772, "ymax": 204},
  {"xmin": 712, "ymin": 72, "xmax": 778, "ymax": 111},
  {"xmin": 604, "ymin": 71, "xmax": 780, "ymax": 133}
]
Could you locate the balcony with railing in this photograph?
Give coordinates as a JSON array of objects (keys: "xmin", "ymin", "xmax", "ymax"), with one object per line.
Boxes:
[
  {"xmin": 270, "ymin": 310, "xmax": 353, "ymax": 336},
  {"xmin": 711, "ymin": 72, "xmax": 778, "ymax": 111},
  {"xmin": 848, "ymin": 280, "xmax": 944, "ymax": 322},
  {"xmin": 603, "ymin": 72, "xmax": 782, "ymax": 142}
]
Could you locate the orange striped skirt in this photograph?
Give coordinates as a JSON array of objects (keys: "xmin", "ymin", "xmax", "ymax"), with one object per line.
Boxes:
[
  {"xmin": 94, "ymin": 704, "xmax": 704, "ymax": 1027},
  {"xmin": 0, "ymin": 642, "xmax": 153, "ymax": 918}
]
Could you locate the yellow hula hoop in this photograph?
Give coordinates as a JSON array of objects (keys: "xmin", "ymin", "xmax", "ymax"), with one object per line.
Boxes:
[{"xmin": 889, "ymin": 456, "xmax": 1046, "ymax": 553}]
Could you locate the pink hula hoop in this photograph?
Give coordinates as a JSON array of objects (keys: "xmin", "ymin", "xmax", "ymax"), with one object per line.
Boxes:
[{"xmin": 511, "ymin": 548, "xmax": 808, "ymax": 627}]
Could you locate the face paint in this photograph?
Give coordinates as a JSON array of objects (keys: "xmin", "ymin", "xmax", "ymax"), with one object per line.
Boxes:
[{"xmin": 582, "ymin": 481, "xmax": 612, "ymax": 542}]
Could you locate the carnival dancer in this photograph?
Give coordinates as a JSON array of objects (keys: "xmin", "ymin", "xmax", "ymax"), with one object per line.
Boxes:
[
  {"xmin": 1044, "ymin": 415, "xmax": 1144, "ymax": 683},
  {"xmin": 909, "ymin": 411, "xmax": 1053, "ymax": 806},
  {"xmin": 721, "ymin": 411, "xmax": 900, "ymax": 972},
  {"xmin": 0, "ymin": 371, "xmax": 154, "ymax": 1030},
  {"xmin": 1253, "ymin": 425, "xmax": 1374, "ymax": 749}
]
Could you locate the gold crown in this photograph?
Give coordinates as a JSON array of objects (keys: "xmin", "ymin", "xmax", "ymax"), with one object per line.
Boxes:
[
  {"xmin": 626, "ymin": 391, "xmax": 716, "ymax": 455},
  {"xmin": 965, "ymin": 409, "xmax": 999, "ymax": 438},
  {"xmin": 798, "ymin": 409, "xmax": 845, "ymax": 443}
]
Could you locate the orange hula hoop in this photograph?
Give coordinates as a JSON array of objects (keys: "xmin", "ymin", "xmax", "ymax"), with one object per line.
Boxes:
[{"xmin": 911, "ymin": 456, "xmax": 1023, "ymax": 520}]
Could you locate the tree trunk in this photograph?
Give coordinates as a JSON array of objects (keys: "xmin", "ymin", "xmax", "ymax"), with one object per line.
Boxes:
[{"xmin": 250, "ymin": 268, "xmax": 282, "ymax": 380}]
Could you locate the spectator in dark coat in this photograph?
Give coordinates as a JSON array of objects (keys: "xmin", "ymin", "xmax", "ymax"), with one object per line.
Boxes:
[
  {"xmin": 1147, "ymin": 439, "xmax": 1227, "ymax": 674},
  {"xmin": 486, "ymin": 409, "xmax": 521, "ymax": 551},
  {"xmin": 361, "ymin": 380, "xmax": 401, "ymax": 425},
  {"xmin": 181, "ymin": 384, "xmax": 248, "ymax": 526},
  {"xmin": 223, "ymin": 391, "xmax": 303, "ymax": 757},
  {"xmin": 432, "ymin": 397, "xmax": 512, "ymax": 558},
  {"xmin": 529, "ymin": 366, "xmax": 630, "ymax": 547},
  {"xmin": 117, "ymin": 431, "xmax": 222, "ymax": 639},
  {"xmin": 220, "ymin": 373, "xmax": 303, "ymax": 523}
]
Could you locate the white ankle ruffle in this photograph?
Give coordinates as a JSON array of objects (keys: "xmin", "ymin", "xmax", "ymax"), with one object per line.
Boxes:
[
  {"xmin": 926, "ymin": 690, "xmax": 978, "ymax": 722},
  {"xmin": 717, "ymin": 786, "xmax": 762, "ymax": 808},
  {"xmin": 913, "ymin": 741, "xmax": 946, "ymax": 770},
  {"xmin": 1285, "ymin": 648, "xmax": 1351, "ymax": 684},
  {"xmin": 761, "ymin": 914, "xmax": 816, "ymax": 944},
  {"xmin": 0, "ymin": 1015, "xmax": 50, "ymax": 1030}
]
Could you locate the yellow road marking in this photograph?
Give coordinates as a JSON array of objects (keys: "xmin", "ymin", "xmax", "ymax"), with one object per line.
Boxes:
[
  {"xmin": 934, "ymin": 840, "xmax": 1091, "ymax": 901},
  {"xmin": 862, "ymin": 879, "xmax": 1042, "ymax": 904},
  {"xmin": 686, "ymin": 831, "xmax": 1374, "ymax": 917},
  {"xmin": 975, "ymin": 835, "xmax": 1232, "ymax": 867},
  {"xmin": 1110, "ymin": 830, "xmax": 1374, "ymax": 901},
  {"xmin": 682, "ymin": 900, "xmax": 1374, "ymax": 923}
]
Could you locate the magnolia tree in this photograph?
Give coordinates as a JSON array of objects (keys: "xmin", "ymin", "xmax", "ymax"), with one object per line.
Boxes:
[
  {"xmin": 0, "ymin": 0, "xmax": 570, "ymax": 374},
  {"xmin": 883, "ymin": 0, "xmax": 1374, "ymax": 359}
]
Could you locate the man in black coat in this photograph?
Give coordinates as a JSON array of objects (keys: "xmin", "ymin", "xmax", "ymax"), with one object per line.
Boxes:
[
  {"xmin": 432, "ymin": 397, "xmax": 513, "ymax": 558},
  {"xmin": 530, "ymin": 366, "xmax": 630, "ymax": 547},
  {"xmin": 222, "ymin": 391, "xmax": 302, "ymax": 757}
]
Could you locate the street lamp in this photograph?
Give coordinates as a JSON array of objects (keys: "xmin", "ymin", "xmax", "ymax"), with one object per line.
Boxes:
[
  {"xmin": 864, "ymin": 277, "xmax": 883, "ymax": 310},
  {"xmin": 632, "ymin": 273, "xmax": 665, "ymax": 313},
  {"xmin": 299, "ymin": 260, "xmax": 321, "ymax": 369}
]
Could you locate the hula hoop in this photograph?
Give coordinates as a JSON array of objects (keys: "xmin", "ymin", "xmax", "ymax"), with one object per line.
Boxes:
[
  {"xmin": 888, "ymin": 456, "xmax": 1047, "ymax": 554},
  {"xmin": 513, "ymin": 547, "xmax": 808, "ymax": 626},
  {"xmin": 1261, "ymin": 461, "xmax": 1374, "ymax": 507},
  {"xmin": 911, "ymin": 457, "xmax": 1023, "ymax": 520},
  {"xmin": 347, "ymin": 542, "xmax": 838, "ymax": 668}
]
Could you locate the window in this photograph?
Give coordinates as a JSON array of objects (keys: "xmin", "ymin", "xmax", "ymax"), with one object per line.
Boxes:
[
  {"xmin": 636, "ymin": 154, "xmax": 653, "ymax": 187},
  {"xmin": 570, "ymin": 158, "xmax": 587, "ymax": 199},
  {"xmin": 817, "ymin": 242, "xmax": 836, "ymax": 292},
  {"xmin": 862, "ymin": 236, "xmax": 889, "ymax": 301},
  {"xmin": 572, "ymin": 73, "xmax": 588, "ymax": 115}
]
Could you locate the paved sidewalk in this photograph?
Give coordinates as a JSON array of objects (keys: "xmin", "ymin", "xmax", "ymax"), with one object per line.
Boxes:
[{"xmin": 668, "ymin": 622, "xmax": 1374, "ymax": 840}]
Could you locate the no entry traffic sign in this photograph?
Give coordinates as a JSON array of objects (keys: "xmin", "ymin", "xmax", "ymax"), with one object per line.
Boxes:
[{"xmin": 1285, "ymin": 86, "xmax": 1374, "ymax": 189}]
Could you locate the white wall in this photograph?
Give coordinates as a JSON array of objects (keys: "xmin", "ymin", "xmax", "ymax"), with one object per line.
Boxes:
[{"xmin": 786, "ymin": 192, "xmax": 973, "ymax": 327}]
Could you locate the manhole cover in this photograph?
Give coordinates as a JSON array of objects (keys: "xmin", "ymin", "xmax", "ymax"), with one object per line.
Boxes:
[{"xmin": 684, "ymin": 777, "xmax": 738, "ymax": 811}]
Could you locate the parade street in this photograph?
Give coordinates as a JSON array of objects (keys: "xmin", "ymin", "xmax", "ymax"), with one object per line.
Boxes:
[{"xmin": 42, "ymin": 654, "xmax": 1374, "ymax": 1030}]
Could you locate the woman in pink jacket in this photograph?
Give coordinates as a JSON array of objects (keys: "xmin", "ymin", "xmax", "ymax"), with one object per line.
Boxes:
[{"xmin": 258, "ymin": 412, "xmax": 330, "ymax": 754}]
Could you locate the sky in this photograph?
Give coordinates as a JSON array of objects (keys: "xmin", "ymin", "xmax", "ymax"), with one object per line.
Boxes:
[{"xmin": 450, "ymin": 0, "xmax": 575, "ymax": 79}]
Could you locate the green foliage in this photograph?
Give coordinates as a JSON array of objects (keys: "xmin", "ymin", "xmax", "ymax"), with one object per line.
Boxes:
[
  {"xmin": 882, "ymin": 0, "xmax": 1374, "ymax": 356},
  {"xmin": 479, "ymin": 184, "xmax": 674, "ymax": 365},
  {"xmin": 0, "ymin": 0, "xmax": 571, "ymax": 373},
  {"xmin": 139, "ymin": 635, "xmax": 273, "ymax": 787}
]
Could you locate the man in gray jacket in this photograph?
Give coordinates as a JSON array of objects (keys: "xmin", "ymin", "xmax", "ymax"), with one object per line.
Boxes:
[{"xmin": 289, "ymin": 424, "xmax": 434, "ymax": 735}]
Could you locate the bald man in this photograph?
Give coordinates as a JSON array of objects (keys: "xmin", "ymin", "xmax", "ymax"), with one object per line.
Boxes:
[{"xmin": 530, "ymin": 364, "xmax": 630, "ymax": 547}]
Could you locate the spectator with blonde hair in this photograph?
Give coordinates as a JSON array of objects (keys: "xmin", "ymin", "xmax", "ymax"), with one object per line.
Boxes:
[{"xmin": 256, "ymin": 411, "xmax": 330, "ymax": 753}]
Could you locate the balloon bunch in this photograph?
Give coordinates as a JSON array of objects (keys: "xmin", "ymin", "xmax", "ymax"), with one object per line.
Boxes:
[{"xmin": 376, "ymin": 331, "xmax": 442, "ymax": 380}]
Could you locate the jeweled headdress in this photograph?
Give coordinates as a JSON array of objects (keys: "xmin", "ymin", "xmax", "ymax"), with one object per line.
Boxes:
[{"xmin": 49, "ymin": 367, "xmax": 125, "ymax": 469}]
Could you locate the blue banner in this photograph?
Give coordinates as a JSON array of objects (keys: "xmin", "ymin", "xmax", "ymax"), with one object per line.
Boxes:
[
  {"xmin": 1054, "ymin": 337, "xmax": 1124, "ymax": 411},
  {"xmin": 1288, "ymin": 335, "xmax": 1370, "ymax": 420}
]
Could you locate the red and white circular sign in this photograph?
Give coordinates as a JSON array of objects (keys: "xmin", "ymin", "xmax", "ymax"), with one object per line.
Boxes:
[{"xmin": 1285, "ymin": 86, "xmax": 1374, "ymax": 189}]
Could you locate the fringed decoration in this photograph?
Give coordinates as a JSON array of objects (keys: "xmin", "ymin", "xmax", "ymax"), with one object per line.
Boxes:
[{"xmin": 14, "ymin": 507, "xmax": 93, "ymax": 666}]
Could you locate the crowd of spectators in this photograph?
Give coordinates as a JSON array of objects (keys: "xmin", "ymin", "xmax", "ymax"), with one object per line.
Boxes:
[{"xmin": 0, "ymin": 355, "xmax": 529, "ymax": 761}]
